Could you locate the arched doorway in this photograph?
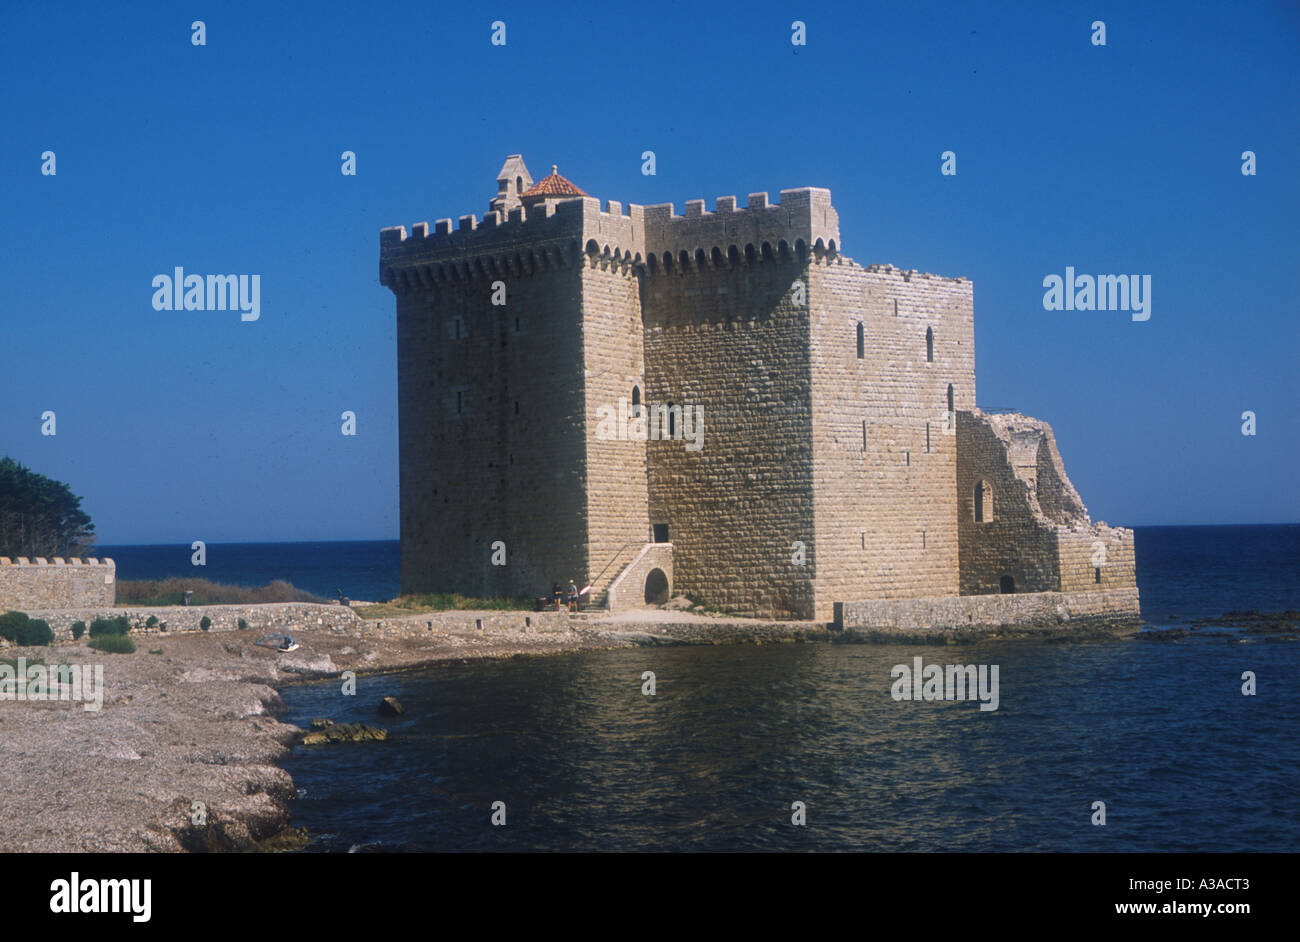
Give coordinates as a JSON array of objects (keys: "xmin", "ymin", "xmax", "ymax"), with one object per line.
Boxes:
[
  {"xmin": 644, "ymin": 568, "xmax": 669, "ymax": 605},
  {"xmin": 999, "ymin": 575, "xmax": 1015, "ymax": 594}
]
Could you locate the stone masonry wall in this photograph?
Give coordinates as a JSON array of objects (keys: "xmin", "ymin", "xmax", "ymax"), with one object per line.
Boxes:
[
  {"xmin": 643, "ymin": 253, "xmax": 816, "ymax": 619},
  {"xmin": 388, "ymin": 213, "xmax": 590, "ymax": 600},
  {"xmin": 836, "ymin": 586, "xmax": 1141, "ymax": 631},
  {"xmin": 580, "ymin": 254, "xmax": 651, "ymax": 601},
  {"xmin": 1058, "ymin": 525, "xmax": 1137, "ymax": 593},
  {"xmin": 807, "ymin": 259, "xmax": 975, "ymax": 620},
  {"xmin": 4, "ymin": 603, "xmax": 573, "ymax": 645},
  {"xmin": 0, "ymin": 558, "xmax": 115, "ymax": 611}
]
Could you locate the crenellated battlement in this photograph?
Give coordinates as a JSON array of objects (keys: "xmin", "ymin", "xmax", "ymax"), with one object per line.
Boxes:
[
  {"xmin": 641, "ymin": 187, "xmax": 839, "ymax": 261},
  {"xmin": 0, "ymin": 556, "xmax": 114, "ymax": 567},
  {"xmin": 380, "ymin": 197, "xmax": 591, "ymax": 292},
  {"xmin": 380, "ymin": 171, "xmax": 845, "ymax": 291}
]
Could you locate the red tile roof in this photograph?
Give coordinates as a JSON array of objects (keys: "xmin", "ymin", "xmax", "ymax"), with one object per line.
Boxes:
[{"xmin": 521, "ymin": 165, "xmax": 587, "ymax": 200}]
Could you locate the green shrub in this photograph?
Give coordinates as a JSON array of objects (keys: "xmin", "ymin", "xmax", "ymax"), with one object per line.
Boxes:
[
  {"xmin": 0, "ymin": 611, "xmax": 50, "ymax": 645},
  {"xmin": 89, "ymin": 615, "xmax": 131, "ymax": 637},
  {"xmin": 70, "ymin": 620, "xmax": 86, "ymax": 640},
  {"xmin": 21, "ymin": 618, "xmax": 53, "ymax": 646},
  {"xmin": 88, "ymin": 634, "xmax": 136, "ymax": 654},
  {"xmin": 237, "ymin": 618, "xmax": 249, "ymax": 630},
  {"xmin": 146, "ymin": 615, "xmax": 159, "ymax": 628},
  {"xmin": 0, "ymin": 611, "xmax": 30, "ymax": 643},
  {"xmin": 200, "ymin": 615, "xmax": 212, "ymax": 630}
]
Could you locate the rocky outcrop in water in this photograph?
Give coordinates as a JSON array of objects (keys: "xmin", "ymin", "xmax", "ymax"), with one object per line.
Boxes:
[{"xmin": 300, "ymin": 722, "xmax": 388, "ymax": 745}]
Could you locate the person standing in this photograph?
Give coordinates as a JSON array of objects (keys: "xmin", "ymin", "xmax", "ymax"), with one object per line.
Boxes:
[{"xmin": 567, "ymin": 579, "xmax": 580, "ymax": 613}]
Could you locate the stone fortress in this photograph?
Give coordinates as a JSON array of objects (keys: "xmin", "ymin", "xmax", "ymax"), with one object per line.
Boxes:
[{"xmin": 379, "ymin": 156, "xmax": 1138, "ymax": 625}]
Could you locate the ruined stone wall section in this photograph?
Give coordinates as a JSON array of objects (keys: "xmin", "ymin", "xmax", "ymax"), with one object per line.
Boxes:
[
  {"xmin": 642, "ymin": 257, "xmax": 816, "ymax": 619},
  {"xmin": 957, "ymin": 410, "xmax": 1138, "ymax": 598},
  {"xmin": 806, "ymin": 258, "xmax": 974, "ymax": 619},
  {"xmin": 956, "ymin": 411, "xmax": 1062, "ymax": 594},
  {"xmin": 982, "ymin": 412, "xmax": 1089, "ymax": 527},
  {"xmin": 0, "ymin": 558, "xmax": 116, "ymax": 610},
  {"xmin": 579, "ymin": 256, "xmax": 651, "ymax": 599}
]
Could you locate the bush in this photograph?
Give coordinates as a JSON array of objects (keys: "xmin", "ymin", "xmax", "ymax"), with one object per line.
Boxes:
[
  {"xmin": 237, "ymin": 618, "xmax": 249, "ymax": 630},
  {"xmin": 200, "ymin": 615, "xmax": 212, "ymax": 631},
  {"xmin": 0, "ymin": 611, "xmax": 29, "ymax": 643},
  {"xmin": 146, "ymin": 615, "xmax": 159, "ymax": 628},
  {"xmin": 0, "ymin": 611, "xmax": 52, "ymax": 646},
  {"xmin": 21, "ymin": 618, "xmax": 53, "ymax": 646},
  {"xmin": 70, "ymin": 620, "xmax": 86, "ymax": 640},
  {"xmin": 89, "ymin": 615, "xmax": 131, "ymax": 637},
  {"xmin": 88, "ymin": 634, "xmax": 136, "ymax": 654}
]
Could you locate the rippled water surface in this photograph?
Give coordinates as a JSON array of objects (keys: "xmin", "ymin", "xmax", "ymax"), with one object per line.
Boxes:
[
  {"xmin": 276, "ymin": 525, "xmax": 1299, "ymax": 851},
  {"xmin": 280, "ymin": 636, "xmax": 1298, "ymax": 852}
]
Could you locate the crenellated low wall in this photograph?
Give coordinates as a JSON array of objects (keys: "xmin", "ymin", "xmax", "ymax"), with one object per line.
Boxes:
[{"xmin": 0, "ymin": 557, "xmax": 115, "ymax": 611}]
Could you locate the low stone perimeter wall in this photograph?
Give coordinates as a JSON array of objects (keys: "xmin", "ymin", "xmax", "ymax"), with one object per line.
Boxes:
[
  {"xmin": 5, "ymin": 603, "xmax": 576, "ymax": 644},
  {"xmin": 16, "ymin": 602, "xmax": 357, "ymax": 642},
  {"xmin": 352, "ymin": 610, "xmax": 573, "ymax": 639},
  {"xmin": 834, "ymin": 587, "xmax": 1140, "ymax": 632}
]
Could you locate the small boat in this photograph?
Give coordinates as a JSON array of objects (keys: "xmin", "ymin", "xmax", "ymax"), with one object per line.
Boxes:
[{"xmin": 254, "ymin": 633, "xmax": 300, "ymax": 653}]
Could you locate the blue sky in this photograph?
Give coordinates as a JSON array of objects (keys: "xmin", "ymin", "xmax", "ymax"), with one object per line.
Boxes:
[{"xmin": 1, "ymin": 0, "xmax": 1296, "ymax": 543}]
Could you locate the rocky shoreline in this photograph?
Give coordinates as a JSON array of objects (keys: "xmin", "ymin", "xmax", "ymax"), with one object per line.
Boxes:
[
  {"xmin": 1, "ymin": 606, "xmax": 1244, "ymax": 852},
  {"xmin": 0, "ymin": 617, "xmax": 616, "ymax": 852}
]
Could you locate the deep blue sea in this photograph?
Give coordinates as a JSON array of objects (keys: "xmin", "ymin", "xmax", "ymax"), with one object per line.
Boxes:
[
  {"xmin": 97, "ymin": 540, "xmax": 401, "ymax": 602},
  {"xmin": 107, "ymin": 526, "xmax": 1300, "ymax": 851}
]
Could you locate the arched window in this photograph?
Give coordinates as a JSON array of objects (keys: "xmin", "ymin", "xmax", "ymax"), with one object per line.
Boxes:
[
  {"xmin": 667, "ymin": 402, "xmax": 676, "ymax": 437},
  {"xmin": 631, "ymin": 385, "xmax": 641, "ymax": 417},
  {"xmin": 856, "ymin": 322, "xmax": 865, "ymax": 359},
  {"xmin": 926, "ymin": 326, "xmax": 934, "ymax": 362},
  {"xmin": 515, "ymin": 176, "xmax": 523, "ymax": 193},
  {"xmin": 947, "ymin": 384, "xmax": 954, "ymax": 420}
]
